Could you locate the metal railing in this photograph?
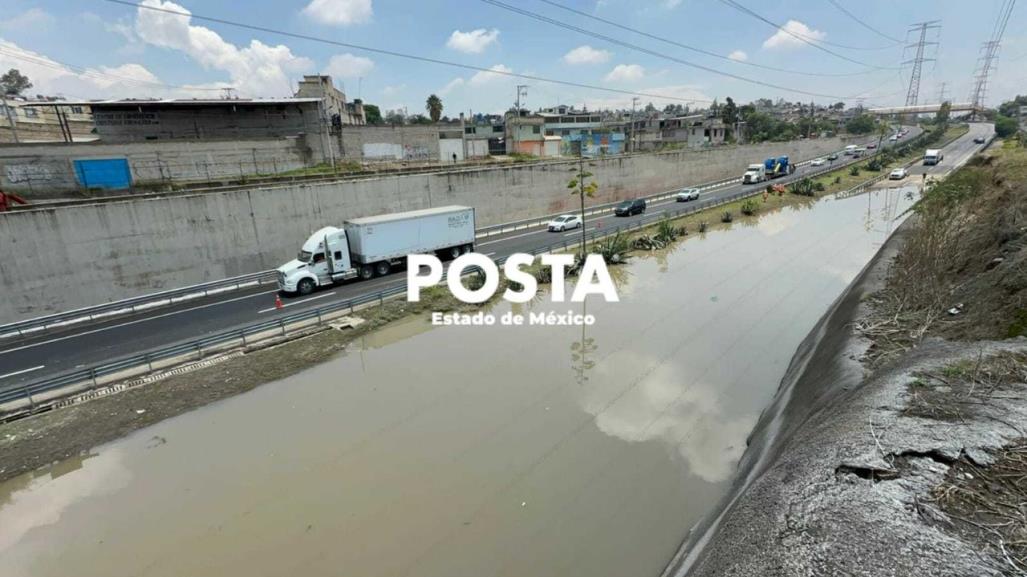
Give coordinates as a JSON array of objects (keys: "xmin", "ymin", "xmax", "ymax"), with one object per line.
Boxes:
[
  {"xmin": 0, "ymin": 141, "xmax": 873, "ymax": 341},
  {"xmin": 0, "ymin": 270, "xmax": 277, "ymax": 339},
  {"xmin": 0, "ymin": 161, "xmax": 896, "ymax": 415}
]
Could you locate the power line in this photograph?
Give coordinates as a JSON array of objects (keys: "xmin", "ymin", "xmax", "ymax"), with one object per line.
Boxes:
[
  {"xmin": 824, "ymin": 0, "xmax": 903, "ymax": 44},
  {"xmin": 0, "ymin": 45, "xmax": 226, "ymax": 92},
  {"xmin": 535, "ymin": 0, "xmax": 876, "ymax": 78},
  {"xmin": 717, "ymin": 0, "xmax": 902, "ymax": 64},
  {"xmin": 479, "ymin": 0, "xmax": 888, "ymax": 100},
  {"xmin": 969, "ymin": 0, "xmax": 1016, "ymax": 112},
  {"xmin": 100, "ymin": 0, "xmax": 712, "ymax": 105}
]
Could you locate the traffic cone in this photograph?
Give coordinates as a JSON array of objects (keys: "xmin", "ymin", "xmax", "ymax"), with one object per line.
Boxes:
[{"xmin": 274, "ymin": 294, "xmax": 284, "ymax": 310}]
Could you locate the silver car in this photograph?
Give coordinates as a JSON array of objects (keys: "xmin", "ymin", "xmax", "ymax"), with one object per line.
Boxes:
[{"xmin": 676, "ymin": 187, "xmax": 700, "ymax": 202}]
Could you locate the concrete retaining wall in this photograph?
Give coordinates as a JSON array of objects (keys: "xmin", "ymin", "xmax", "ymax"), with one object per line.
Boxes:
[
  {"xmin": 0, "ymin": 135, "xmax": 866, "ymax": 322},
  {"xmin": 0, "ymin": 137, "xmax": 319, "ymax": 196}
]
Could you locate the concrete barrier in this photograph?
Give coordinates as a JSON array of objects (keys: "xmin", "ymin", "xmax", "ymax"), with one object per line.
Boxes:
[{"xmin": 0, "ymin": 135, "xmax": 867, "ymax": 322}]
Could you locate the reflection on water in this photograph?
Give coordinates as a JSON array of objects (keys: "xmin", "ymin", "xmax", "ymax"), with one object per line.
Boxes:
[{"xmin": 0, "ymin": 187, "xmax": 915, "ymax": 577}]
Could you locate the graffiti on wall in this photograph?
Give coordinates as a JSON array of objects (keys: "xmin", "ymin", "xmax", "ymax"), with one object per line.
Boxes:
[
  {"xmin": 362, "ymin": 142, "xmax": 431, "ymax": 161},
  {"xmin": 5, "ymin": 163, "xmax": 55, "ymax": 183}
]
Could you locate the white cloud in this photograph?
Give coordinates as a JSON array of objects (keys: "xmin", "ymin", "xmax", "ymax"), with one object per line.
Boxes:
[
  {"xmin": 446, "ymin": 28, "xmax": 500, "ymax": 54},
  {"xmin": 563, "ymin": 45, "xmax": 611, "ymax": 65},
  {"xmin": 134, "ymin": 0, "xmax": 314, "ymax": 97},
  {"xmin": 728, "ymin": 50, "xmax": 748, "ymax": 62},
  {"xmin": 0, "ymin": 39, "xmax": 218, "ymax": 99},
  {"xmin": 580, "ymin": 84, "xmax": 712, "ymax": 111},
  {"xmin": 438, "ymin": 77, "xmax": 465, "ymax": 96},
  {"xmin": 324, "ymin": 53, "xmax": 374, "ymax": 79},
  {"xmin": 604, "ymin": 63, "xmax": 645, "ymax": 83},
  {"xmin": 762, "ymin": 20, "xmax": 826, "ymax": 50},
  {"xmin": 302, "ymin": 0, "xmax": 373, "ymax": 26},
  {"xmin": 382, "ymin": 83, "xmax": 406, "ymax": 96},
  {"xmin": 0, "ymin": 8, "xmax": 54, "ymax": 30},
  {"xmin": 469, "ymin": 64, "xmax": 512, "ymax": 85}
]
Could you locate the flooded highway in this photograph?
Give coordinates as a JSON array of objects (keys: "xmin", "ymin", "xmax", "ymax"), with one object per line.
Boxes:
[{"xmin": 1, "ymin": 185, "xmax": 915, "ymax": 577}]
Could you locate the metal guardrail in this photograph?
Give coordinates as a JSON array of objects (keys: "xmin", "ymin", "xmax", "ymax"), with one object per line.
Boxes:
[
  {"xmin": 0, "ymin": 140, "xmax": 878, "ymax": 342},
  {"xmin": 0, "ymin": 163, "xmax": 897, "ymax": 413},
  {"xmin": 0, "ymin": 270, "xmax": 277, "ymax": 339}
]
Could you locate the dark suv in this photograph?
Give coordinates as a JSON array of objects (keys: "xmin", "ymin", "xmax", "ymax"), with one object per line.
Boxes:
[{"xmin": 614, "ymin": 198, "xmax": 646, "ymax": 216}]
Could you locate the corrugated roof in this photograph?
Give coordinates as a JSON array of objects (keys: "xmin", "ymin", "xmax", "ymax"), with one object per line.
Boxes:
[
  {"xmin": 346, "ymin": 205, "xmax": 472, "ymax": 226},
  {"xmin": 20, "ymin": 98, "xmax": 321, "ymax": 107}
]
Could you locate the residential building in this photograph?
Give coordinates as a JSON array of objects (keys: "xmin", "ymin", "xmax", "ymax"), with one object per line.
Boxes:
[
  {"xmin": 0, "ymin": 97, "xmax": 95, "ymax": 143},
  {"xmin": 294, "ymin": 74, "xmax": 366, "ymax": 127}
]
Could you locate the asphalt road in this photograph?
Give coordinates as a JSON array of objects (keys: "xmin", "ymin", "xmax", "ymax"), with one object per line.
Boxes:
[{"xmin": 4, "ymin": 124, "xmax": 989, "ymax": 391}]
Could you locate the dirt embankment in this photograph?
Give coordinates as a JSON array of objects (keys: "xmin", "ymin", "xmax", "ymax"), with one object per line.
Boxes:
[{"xmin": 682, "ymin": 143, "xmax": 1027, "ymax": 576}]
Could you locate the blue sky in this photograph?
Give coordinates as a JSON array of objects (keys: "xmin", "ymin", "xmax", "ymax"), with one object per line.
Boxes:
[{"xmin": 1, "ymin": 0, "xmax": 1024, "ymax": 115}]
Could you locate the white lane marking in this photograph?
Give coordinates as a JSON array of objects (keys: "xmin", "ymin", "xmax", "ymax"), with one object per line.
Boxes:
[
  {"xmin": 258, "ymin": 291, "xmax": 335, "ymax": 314},
  {"xmin": 0, "ymin": 365, "xmax": 45, "ymax": 380},
  {"xmin": 478, "ymin": 229, "xmax": 548, "ymax": 246},
  {"xmin": 0, "ymin": 290, "xmax": 279, "ymax": 356}
]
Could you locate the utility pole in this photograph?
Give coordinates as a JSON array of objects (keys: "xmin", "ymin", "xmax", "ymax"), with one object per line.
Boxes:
[
  {"xmin": 513, "ymin": 84, "xmax": 528, "ymax": 154},
  {"xmin": 903, "ymin": 20, "xmax": 941, "ymax": 119},
  {"xmin": 629, "ymin": 97, "xmax": 639, "ymax": 153},
  {"xmin": 969, "ymin": 0, "xmax": 1015, "ymax": 120}
]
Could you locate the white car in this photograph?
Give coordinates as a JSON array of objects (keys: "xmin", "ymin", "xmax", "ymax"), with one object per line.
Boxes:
[
  {"xmin": 547, "ymin": 214, "xmax": 582, "ymax": 232},
  {"xmin": 810, "ymin": 157, "xmax": 826, "ymax": 167},
  {"xmin": 888, "ymin": 167, "xmax": 908, "ymax": 180},
  {"xmin": 676, "ymin": 187, "xmax": 700, "ymax": 202}
]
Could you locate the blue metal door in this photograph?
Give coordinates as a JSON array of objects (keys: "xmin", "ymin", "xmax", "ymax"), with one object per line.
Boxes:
[{"xmin": 73, "ymin": 158, "xmax": 132, "ymax": 190}]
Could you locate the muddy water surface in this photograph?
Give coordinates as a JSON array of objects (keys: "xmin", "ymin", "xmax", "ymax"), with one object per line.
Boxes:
[{"xmin": 0, "ymin": 187, "xmax": 915, "ymax": 577}]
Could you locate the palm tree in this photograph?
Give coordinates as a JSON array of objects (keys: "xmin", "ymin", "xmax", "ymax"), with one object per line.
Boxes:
[{"xmin": 426, "ymin": 94, "xmax": 443, "ymax": 123}]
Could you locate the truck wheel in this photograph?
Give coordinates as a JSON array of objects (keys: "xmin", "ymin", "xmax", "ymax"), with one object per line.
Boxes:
[
  {"xmin": 297, "ymin": 278, "xmax": 315, "ymax": 296},
  {"xmin": 359, "ymin": 265, "xmax": 374, "ymax": 280},
  {"xmin": 449, "ymin": 246, "xmax": 461, "ymax": 260},
  {"xmin": 375, "ymin": 261, "xmax": 391, "ymax": 276},
  {"xmin": 461, "ymin": 244, "xmax": 472, "ymax": 254}
]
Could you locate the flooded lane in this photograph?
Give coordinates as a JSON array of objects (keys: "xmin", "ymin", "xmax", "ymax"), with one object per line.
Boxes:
[{"xmin": 0, "ymin": 187, "xmax": 915, "ymax": 577}]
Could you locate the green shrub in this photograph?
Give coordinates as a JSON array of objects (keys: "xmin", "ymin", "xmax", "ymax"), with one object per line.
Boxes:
[
  {"xmin": 740, "ymin": 199, "xmax": 759, "ymax": 216},
  {"xmin": 849, "ymin": 165, "xmax": 860, "ymax": 177},
  {"xmin": 721, "ymin": 211, "xmax": 734, "ymax": 223}
]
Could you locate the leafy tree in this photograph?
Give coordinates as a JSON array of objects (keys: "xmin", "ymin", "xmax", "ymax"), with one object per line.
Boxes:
[
  {"xmin": 832, "ymin": 101, "xmax": 845, "ymax": 111},
  {"xmin": 409, "ymin": 114, "xmax": 433, "ymax": 125},
  {"xmin": 363, "ymin": 104, "xmax": 382, "ymax": 124},
  {"xmin": 425, "ymin": 94, "xmax": 443, "ymax": 123},
  {"xmin": 935, "ymin": 101, "xmax": 951, "ymax": 126},
  {"xmin": 995, "ymin": 115, "xmax": 1019, "ymax": 138},
  {"xmin": 567, "ymin": 158, "xmax": 598, "ymax": 257},
  {"xmin": 998, "ymin": 95, "xmax": 1027, "ymax": 118},
  {"xmin": 384, "ymin": 110, "xmax": 405, "ymax": 124},
  {"xmin": 845, "ymin": 114, "xmax": 877, "ymax": 135},
  {"xmin": 721, "ymin": 96, "xmax": 738, "ymax": 126},
  {"xmin": 0, "ymin": 69, "xmax": 31, "ymax": 96}
]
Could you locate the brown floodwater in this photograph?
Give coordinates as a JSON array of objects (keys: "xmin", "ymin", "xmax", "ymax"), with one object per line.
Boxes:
[{"xmin": 0, "ymin": 186, "xmax": 915, "ymax": 577}]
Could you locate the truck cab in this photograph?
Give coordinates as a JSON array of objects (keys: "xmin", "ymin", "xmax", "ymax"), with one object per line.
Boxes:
[
  {"xmin": 742, "ymin": 164, "xmax": 766, "ymax": 184},
  {"xmin": 923, "ymin": 149, "xmax": 943, "ymax": 166},
  {"xmin": 277, "ymin": 226, "xmax": 357, "ymax": 295}
]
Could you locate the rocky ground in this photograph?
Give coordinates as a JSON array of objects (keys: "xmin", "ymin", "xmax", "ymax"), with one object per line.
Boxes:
[{"xmin": 682, "ymin": 143, "xmax": 1027, "ymax": 576}]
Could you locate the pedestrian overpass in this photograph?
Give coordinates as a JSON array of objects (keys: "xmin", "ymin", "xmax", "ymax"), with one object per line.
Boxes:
[{"xmin": 867, "ymin": 102, "xmax": 981, "ymax": 115}]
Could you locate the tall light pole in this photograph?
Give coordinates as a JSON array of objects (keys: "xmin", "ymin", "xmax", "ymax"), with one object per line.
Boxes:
[{"xmin": 629, "ymin": 97, "xmax": 639, "ymax": 153}]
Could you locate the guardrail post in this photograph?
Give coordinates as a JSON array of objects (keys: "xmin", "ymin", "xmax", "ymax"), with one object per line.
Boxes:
[
  {"xmin": 196, "ymin": 342, "xmax": 204, "ymax": 359},
  {"xmin": 316, "ymin": 309, "xmax": 323, "ymax": 325},
  {"xmin": 89, "ymin": 368, "xmax": 97, "ymax": 387},
  {"xmin": 23, "ymin": 386, "xmax": 33, "ymax": 410},
  {"xmin": 145, "ymin": 353, "xmax": 153, "ymax": 372},
  {"xmin": 279, "ymin": 319, "xmax": 286, "ymax": 336}
]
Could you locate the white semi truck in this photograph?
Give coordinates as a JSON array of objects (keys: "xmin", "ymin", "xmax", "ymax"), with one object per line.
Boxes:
[
  {"xmin": 742, "ymin": 163, "xmax": 766, "ymax": 184},
  {"xmin": 277, "ymin": 205, "xmax": 476, "ymax": 295}
]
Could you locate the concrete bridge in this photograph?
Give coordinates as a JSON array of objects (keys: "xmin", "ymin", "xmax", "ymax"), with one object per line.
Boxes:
[{"xmin": 867, "ymin": 102, "xmax": 980, "ymax": 115}]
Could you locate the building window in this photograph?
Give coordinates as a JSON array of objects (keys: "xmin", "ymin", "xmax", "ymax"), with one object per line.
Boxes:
[
  {"xmin": 465, "ymin": 127, "xmax": 474, "ymax": 134},
  {"xmin": 561, "ymin": 129, "xmax": 570, "ymax": 136},
  {"xmin": 532, "ymin": 126, "xmax": 540, "ymax": 134},
  {"xmin": 23, "ymin": 108, "xmax": 38, "ymax": 118},
  {"xmin": 71, "ymin": 106, "xmax": 84, "ymax": 114},
  {"xmin": 545, "ymin": 129, "xmax": 555, "ymax": 136},
  {"xmin": 493, "ymin": 125, "xmax": 503, "ymax": 133}
]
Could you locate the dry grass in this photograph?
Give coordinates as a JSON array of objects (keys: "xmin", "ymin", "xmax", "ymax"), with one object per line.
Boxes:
[
  {"xmin": 929, "ymin": 440, "xmax": 1027, "ymax": 575},
  {"xmin": 858, "ymin": 146, "xmax": 1027, "ymax": 367}
]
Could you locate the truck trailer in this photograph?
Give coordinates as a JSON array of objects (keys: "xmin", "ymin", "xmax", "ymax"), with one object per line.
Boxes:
[
  {"xmin": 923, "ymin": 149, "xmax": 944, "ymax": 166},
  {"xmin": 277, "ymin": 205, "xmax": 476, "ymax": 295}
]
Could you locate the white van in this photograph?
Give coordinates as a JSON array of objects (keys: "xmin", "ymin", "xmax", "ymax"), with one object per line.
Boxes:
[{"xmin": 844, "ymin": 145, "xmax": 858, "ymax": 156}]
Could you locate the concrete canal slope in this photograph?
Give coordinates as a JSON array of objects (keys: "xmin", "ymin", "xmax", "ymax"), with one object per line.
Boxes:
[
  {"xmin": 0, "ymin": 184, "xmax": 915, "ymax": 577},
  {"xmin": 675, "ymin": 134, "xmax": 1027, "ymax": 576}
]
